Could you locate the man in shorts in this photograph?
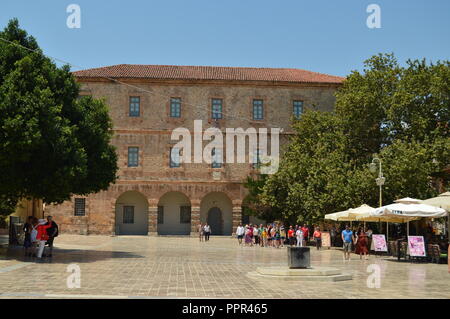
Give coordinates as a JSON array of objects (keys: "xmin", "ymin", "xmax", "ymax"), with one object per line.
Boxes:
[
  {"xmin": 236, "ymin": 223, "xmax": 245, "ymax": 245},
  {"xmin": 341, "ymin": 225, "xmax": 353, "ymax": 260}
]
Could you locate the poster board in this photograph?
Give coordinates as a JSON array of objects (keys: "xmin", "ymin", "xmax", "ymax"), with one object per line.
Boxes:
[
  {"xmin": 408, "ymin": 236, "xmax": 426, "ymax": 257},
  {"xmin": 321, "ymin": 231, "xmax": 331, "ymax": 248},
  {"xmin": 371, "ymin": 234, "xmax": 388, "ymax": 252}
]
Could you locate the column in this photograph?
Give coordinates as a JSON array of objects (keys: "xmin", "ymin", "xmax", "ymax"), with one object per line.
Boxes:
[
  {"xmin": 232, "ymin": 205, "xmax": 242, "ymax": 236},
  {"xmin": 190, "ymin": 206, "xmax": 201, "ymax": 237},
  {"xmin": 148, "ymin": 206, "xmax": 158, "ymax": 236}
]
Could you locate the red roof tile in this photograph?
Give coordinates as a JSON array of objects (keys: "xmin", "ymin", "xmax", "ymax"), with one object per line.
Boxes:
[{"xmin": 73, "ymin": 64, "xmax": 344, "ymax": 84}]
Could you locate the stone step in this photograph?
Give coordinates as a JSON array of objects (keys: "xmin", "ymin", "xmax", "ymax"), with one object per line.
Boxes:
[{"xmin": 247, "ymin": 271, "xmax": 353, "ymax": 282}]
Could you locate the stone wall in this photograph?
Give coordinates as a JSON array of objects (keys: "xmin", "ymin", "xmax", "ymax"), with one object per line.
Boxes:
[{"xmin": 45, "ymin": 78, "xmax": 339, "ymax": 235}]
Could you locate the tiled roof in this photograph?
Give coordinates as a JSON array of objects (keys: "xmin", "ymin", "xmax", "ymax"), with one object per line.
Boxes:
[{"xmin": 73, "ymin": 64, "xmax": 344, "ymax": 84}]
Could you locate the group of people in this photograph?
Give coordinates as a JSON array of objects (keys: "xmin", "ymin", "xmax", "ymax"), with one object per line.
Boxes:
[
  {"xmin": 23, "ymin": 215, "xmax": 58, "ymax": 259},
  {"xmin": 197, "ymin": 223, "xmax": 212, "ymax": 242},
  {"xmin": 341, "ymin": 225, "xmax": 371, "ymax": 260},
  {"xmin": 235, "ymin": 223, "xmax": 321, "ymax": 249},
  {"xmin": 234, "ymin": 222, "xmax": 372, "ymax": 260}
]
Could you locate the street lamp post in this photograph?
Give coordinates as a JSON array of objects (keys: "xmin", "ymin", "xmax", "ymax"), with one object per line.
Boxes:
[{"xmin": 369, "ymin": 157, "xmax": 387, "ymax": 237}]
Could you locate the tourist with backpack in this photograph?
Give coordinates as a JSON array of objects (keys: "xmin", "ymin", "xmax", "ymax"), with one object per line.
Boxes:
[
  {"xmin": 36, "ymin": 219, "xmax": 53, "ymax": 259},
  {"xmin": 45, "ymin": 216, "xmax": 58, "ymax": 257}
]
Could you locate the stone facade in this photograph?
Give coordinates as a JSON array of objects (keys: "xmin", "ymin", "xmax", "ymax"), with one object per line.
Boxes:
[{"xmin": 45, "ymin": 66, "xmax": 342, "ymax": 236}]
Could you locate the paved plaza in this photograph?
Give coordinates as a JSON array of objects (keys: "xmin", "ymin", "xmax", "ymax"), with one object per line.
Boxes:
[{"xmin": 0, "ymin": 235, "xmax": 449, "ymax": 299}]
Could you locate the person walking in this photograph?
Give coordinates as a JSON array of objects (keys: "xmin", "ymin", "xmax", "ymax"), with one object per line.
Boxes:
[
  {"xmin": 313, "ymin": 227, "xmax": 322, "ymax": 250},
  {"xmin": 45, "ymin": 216, "xmax": 58, "ymax": 257},
  {"xmin": 287, "ymin": 226, "xmax": 295, "ymax": 246},
  {"xmin": 341, "ymin": 225, "xmax": 354, "ymax": 261},
  {"xmin": 261, "ymin": 226, "xmax": 268, "ymax": 247},
  {"xmin": 296, "ymin": 227, "xmax": 304, "ymax": 247},
  {"xmin": 253, "ymin": 225, "xmax": 260, "ymax": 246},
  {"xmin": 198, "ymin": 223, "xmax": 204, "ymax": 242},
  {"xmin": 279, "ymin": 224, "xmax": 286, "ymax": 247},
  {"xmin": 330, "ymin": 226, "xmax": 337, "ymax": 247},
  {"xmin": 258, "ymin": 224, "xmax": 264, "ymax": 247},
  {"xmin": 23, "ymin": 216, "xmax": 33, "ymax": 256},
  {"xmin": 301, "ymin": 224, "xmax": 309, "ymax": 246},
  {"xmin": 203, "ymin": 224, "xmax": 211, "ymax": 241},
  {"xmin": 275, "ymin": 227, "xmax": 281, "ymax": 248},
  {"xmin": 354, "ymin": 227, "xmax": 369, "ymax": 260},
  {"xmin": 244, "ymin": 225, "xmax": 253, "ymax": 246},
  {"xmin": 36, "ymin": 219, "xmax": 53, "ymax": 259},
  {"xmin": 236, "ymin": 223, "xmax": 245, "ymax": 245}
]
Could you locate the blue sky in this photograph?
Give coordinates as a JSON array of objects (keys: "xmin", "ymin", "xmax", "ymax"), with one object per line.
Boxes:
[{"xmin": 1, "ymin": 0, "xmax": 449, "ymax": 77}]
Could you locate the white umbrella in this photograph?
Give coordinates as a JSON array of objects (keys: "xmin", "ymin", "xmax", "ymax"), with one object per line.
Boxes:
[
  {"xmin": 422, "ymin": 192, "xmax": 450, "ymax": 236},
  {"xmin": 373, "ymin": 203, "xmax": 447, "ymax": 219},
  {"xmin": 394, "ymin": 197, "xmax": 423, "ymax": 204},
  {"xmin": 347, "ymin": 204, "xmax": 375, "ymax": 219},
  {"xmin": 422, "ymin": 192, "xmax": 450, "ymax": 211},
  {"xmin": 370, "ymin": 202, "xmax": 447, "ymax": 236},
  {"xmin": 324, "ymin": 209, "xmax": 355, "ymax": 221},
  {"xmin": 325, "ymin": 205, "xmax": 375, "ymax": 221}
]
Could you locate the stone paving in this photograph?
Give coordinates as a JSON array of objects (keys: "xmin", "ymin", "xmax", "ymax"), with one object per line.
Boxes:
[{"xmin": 0, "ymin": 235, "xmax": 449, "ymax": 299}]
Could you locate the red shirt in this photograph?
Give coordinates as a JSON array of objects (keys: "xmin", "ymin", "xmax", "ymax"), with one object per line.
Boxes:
[
  {"xmin": 288, "ymin": 229, "xmax": 295, "ymax": 238},
  {"xmin": 301, "ymin": 227, "xmax": 309, "ymax": 238},
  {"xmin": 313, "ymin": 231, "xmax": 322, "ymax": 238},
  {"xmin": 36, "ymin": 222, "xmax": 52, "ymax": 241}
]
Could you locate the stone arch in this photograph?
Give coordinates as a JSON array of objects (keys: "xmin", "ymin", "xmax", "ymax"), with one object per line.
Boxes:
[
  {"xmin": 200, "ymin": 192, "xmax": 233, "ymax": 235},
  {"xmin": 157, "ymin": 191, "xmax": 191, "ymax": 235},
  {"xmin": 114, "ymin": 190, "xmax": 149, "ymax": 235}
]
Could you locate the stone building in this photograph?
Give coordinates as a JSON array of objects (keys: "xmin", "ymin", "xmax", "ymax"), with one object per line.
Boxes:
[{"xmin": 45, "ymin": 65, "xmax": 344, "ymax": 236}]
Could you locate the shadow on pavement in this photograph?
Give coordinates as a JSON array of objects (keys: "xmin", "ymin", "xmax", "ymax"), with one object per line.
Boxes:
[{"xmin": 0, "ymin": 245, "xmax": 144, "ymax": 264}]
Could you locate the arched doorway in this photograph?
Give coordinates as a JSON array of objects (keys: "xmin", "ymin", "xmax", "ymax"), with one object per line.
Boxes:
[
  {"xmin": 200, "ymin": 192, "xmax": 232, "ymax": 235},
  {"xmin": 157, "ymin": 192, "xmax": 191, "ymax": 235},
  {"xmin": 207, "ymin": 207, "xmax": 223, "ymax": 235},
  {"xmin": 115, "ymin": 191, "xmax": 148, "ymax": 235}
]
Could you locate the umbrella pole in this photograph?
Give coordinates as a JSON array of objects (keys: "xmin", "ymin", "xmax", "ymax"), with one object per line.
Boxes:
[
  {"xmin": 407, "ymin": 221, "xmax": 409, "ymax": 236},
  {"xmin": 386, "ymin": 222, "xmax": 389, "ymax": 241}
]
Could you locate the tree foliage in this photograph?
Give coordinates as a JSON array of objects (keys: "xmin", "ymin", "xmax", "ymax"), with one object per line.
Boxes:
[
  {"xmin": 0, "ymin": 19, "xmax": 118, "ymax": 213},
  {"xmin": 250, "ymin": 53, "xmax": 449, "ymax": 224}
]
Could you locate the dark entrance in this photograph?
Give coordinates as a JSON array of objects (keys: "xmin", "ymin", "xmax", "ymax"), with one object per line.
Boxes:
[{"xmin": 207, "ymin": 207, "xmax": 223, "ymax": 235}]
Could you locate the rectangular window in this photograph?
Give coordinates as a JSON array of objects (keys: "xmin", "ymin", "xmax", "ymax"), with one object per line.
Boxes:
[
  {"xmin": 293, "ymin": 100, "xmax": 304, "ymax": 119},
  {"xmin": 170, "ymin": 98, "xmax": 181, "ymax": 118},
  {"xmin": 180, "ymin": 206, "xmax": 191, "ymax": 223},
  {"xmin": 169, "ymin": 147, "xmax": 181, "ymax": 168},
  {"xmin": 123, "ymin": 206, "xmax": 134, "ymax": 224},
  {"xmin": 129, "ymin": 96, "xmax": 140, "ymax": 117},
  {"xmin": 128, "ymin": 147, "xmax": 139, "ymax": 167},
  {"xmin": 211, "ymin": 148, "xmax": 222, "ymax": 168},
  {"xmin": 74, "ymin": 198, "xmax": 86, "ymax": 216},
  {"xmin": 252, "ymin": 149, "xmax": 262, "ymax": 169},
  {"xmin": 253, "ymin": 99, "xmax": 264, "ymax": 120},
  {"xmin": 211, "ymin": 99, "xmax": 223, "ymax": 119},
  {"xmin": 157, "ymin": 206, "xmax": 164, "ymax": 224}
]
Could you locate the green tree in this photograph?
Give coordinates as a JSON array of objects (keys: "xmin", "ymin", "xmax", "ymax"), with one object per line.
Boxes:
[
  {"xmin": 242, "ymin": 174, "xmax": 282, "ymax": 223},
  {"xmin": 257, "ymin": 53, "xmax": 449, "ymax": 224},
  {"xmin": 0, "ymin": 19, "xmax": 118, "ymax": 213}
]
